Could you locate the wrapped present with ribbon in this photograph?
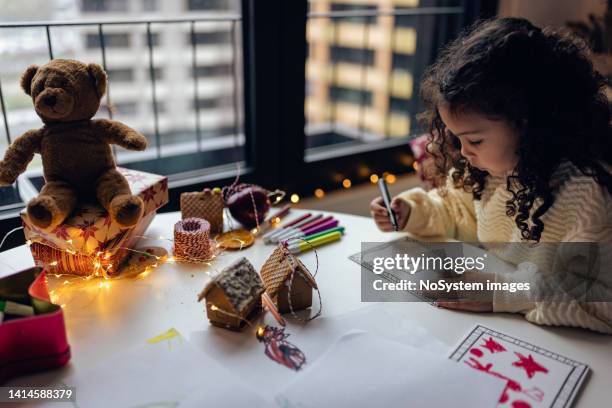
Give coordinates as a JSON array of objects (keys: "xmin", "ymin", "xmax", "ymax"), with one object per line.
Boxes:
[
  {"xmin": 180, "ymin": 188, "xmax": 224, "ymax": 234},
  {"xmin": 0, "ymin": 267, "xmax": 70, "ymax": 384},
  {"xmin": 21, "ymin": 168, "xmax": 168, "ymax": 276}
]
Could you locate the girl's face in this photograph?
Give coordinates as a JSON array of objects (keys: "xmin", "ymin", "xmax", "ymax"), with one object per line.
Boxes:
[{"xmin": 438, "ymin": 106, "xmax": 520, "ymax": 176}]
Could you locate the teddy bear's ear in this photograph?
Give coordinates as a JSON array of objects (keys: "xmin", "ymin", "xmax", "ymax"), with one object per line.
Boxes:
[
  {"xmin": 20, "ymin": 65, "xmax": 39, "ymax": 96},
  {"xmin": 87, "ymin": 63, "xmax": 107, "ymax": 97}
]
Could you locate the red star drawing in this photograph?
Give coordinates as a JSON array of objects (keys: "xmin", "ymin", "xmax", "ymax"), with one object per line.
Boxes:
[
  {"xmin": 481, "ymin": 336, "xmax": 507, "ymax": 354},
  {"xmin": 512, "ymin": 352, "xmax": 549, "ymax": 379}
]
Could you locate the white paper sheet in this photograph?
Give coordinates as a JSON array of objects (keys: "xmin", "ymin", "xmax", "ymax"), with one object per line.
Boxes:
[
  {"xmin": 449, "ymin": 325, "xmax": 590, "ymax": 408},
  {"xmin": 189, "ymin": 305, "xmax": 448, "ymax": 396},
  {"xmin": 58, "ymin": 332, "xmax": 267, "ymax": 408},
  {"xmin": 274, "ymin": 331, "xmax": 506, "ymax": 408}
]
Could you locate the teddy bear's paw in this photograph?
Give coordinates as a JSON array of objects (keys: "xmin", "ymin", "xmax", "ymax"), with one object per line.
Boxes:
[
  {"xmin": 110, "ymin": 195, "xmax": 144, "ymax": 229},
  {"xmin": 27, "ymin": 197, "xmax": 63, "ymax": 230}
]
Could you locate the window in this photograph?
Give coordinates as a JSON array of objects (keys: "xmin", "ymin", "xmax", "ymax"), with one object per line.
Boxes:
[
  {"xmin": 86, "ymin": 33, "xmax": 131, "ymax": 48},
  {"xmin": 113, "ymin": 101, "xmax": 138, "ymax": 115},
  {"xmin": 142, "ymin": 0, "xmax": 158, "ymax": 12},
  {"xmin": 189, "ymin": 31, "xmax": 231, "ymax": 45},
  {"xmin": 107, "ymin": 68, "xmax": 134, "ymax": 82},
  {"xmin": 192, "ymin": 95, "xmax": 233, "ymax": 110},
  {"xmin": 330, "ymin": 86, "xmax": 372, "ymax": 106},
  {"xmin": 187, "ymin": 0, "xmax": 230, "ymax": 11},
  {"xmin": 330, "ymin": 46, "xmax": 375, "ymax": 66},
  {"xmin": 193, "ymin": 64, "xmax": 232, "ymax": 78},
  {"xmin": 82, "ymin": 0, "xmax": 128, "ymax": 12},
  {"xmin": 143, "ymin": 32, "xmax": 161, "ymax": 47}
]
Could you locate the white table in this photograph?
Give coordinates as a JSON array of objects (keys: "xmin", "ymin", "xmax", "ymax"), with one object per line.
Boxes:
[{"xmin": 1, "ymin": 210, "xmax": 610, "ymax": 407}]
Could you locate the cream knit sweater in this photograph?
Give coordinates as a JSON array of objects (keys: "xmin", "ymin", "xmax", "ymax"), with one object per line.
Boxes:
[{"xmin": 397, "ymin": 162, "xmax": 612, "ymax": 333}]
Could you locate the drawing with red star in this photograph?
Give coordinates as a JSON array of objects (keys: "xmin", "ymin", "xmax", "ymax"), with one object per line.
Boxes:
[{"xmin": 513, "ymin": 352, "xmax": 549, "ymax": 379}]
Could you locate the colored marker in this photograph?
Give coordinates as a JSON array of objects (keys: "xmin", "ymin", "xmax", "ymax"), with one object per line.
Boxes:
[
  {"xmin": 275, "ymin": 216, "xmax": 334, "ymax": 243},
  {"xmin": 301, "ymin": 226, "xmax": 345, "ymax": 242},
  {"xmin": 256, "ymin": 204, "xmax": 291, "ymax": 236},
  {"xmin": 262, "ymin": 213, "xmax": 311, "ymax": 241},
  {"xmin": 280, "ymin": 219, "xmax": 339, "ymax": 243},
  {"xmin": 265, "ymin": 214, "xmax": 322, "ymax": 243},
  {"xmin": 0, "ymin": 300, "xmax": 34, "ymax": 319},
  {"xmin": 288, "ymin": 231, "xmax": 343, "ymax": 254}
]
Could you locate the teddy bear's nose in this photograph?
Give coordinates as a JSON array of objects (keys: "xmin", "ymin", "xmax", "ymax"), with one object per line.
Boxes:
[{"xmin": 44, "ymin": 95, "xmax": 57, "ymax": 107}]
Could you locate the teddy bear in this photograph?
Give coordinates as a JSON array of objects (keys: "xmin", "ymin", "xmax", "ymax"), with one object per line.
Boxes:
[{"xmin": 0, "ymin": 59, "xmax": 148, "ymax": 231}]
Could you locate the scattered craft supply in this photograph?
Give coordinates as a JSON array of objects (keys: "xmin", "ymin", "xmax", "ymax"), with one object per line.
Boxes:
[
  {"xmin": 287, "ymin": 230, "xmax": 343, "ymax": 254},
  {"xmin": 146, "ymin": 328, "xmax": 182, "ymax": 345},
  {"xmin": 173, "ymin": 218, "xmax": 214, "ymax": 262},
  {"xmin": 118, "ymin": 247, "xmax": 168, "ymax": 278},
  {"xmin": 262, "ymin": 213, "xmax": 312, "ymax": 242},
  {"xmin": 261, "ymin": 292, "xmax": 286, "ymax": 326},
  {"xmin": 215, "ymin": 229, "xmax": 255, "ymax": 250},
  {"xmin": 0, "ymin": 299, "xmax": 35, "ymax": 323},
  {"xmin": 256, "ymin": 325, "xmax": 306, "ymax": 371},
  {"xmin": 197, "ymin": 257, "xmax": 265, "ymax": 331},
  {"xmin": 223, "ymin": 183, "xmax": 271, "ymax": 229},
  {"xmin": 180, "ymin": 187, "xmax": 224, "ymax": 234},
  {"xmin": 255, "ymin": 204, "xmax": 291, "ymax": 236},
  {"xmin": 260, "ymin": 243, "xmax": 322, "ymax": 321}
]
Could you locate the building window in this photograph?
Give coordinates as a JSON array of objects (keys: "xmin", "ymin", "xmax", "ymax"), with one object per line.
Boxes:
[
  {"xmin": 192, "ymin": 64, "xmax": 232, "ymax": 78},
  {"xmin": 143, "ymin": 32, "xmax": 161, "ymax": 47},
  {"xmin": 81, "ymin": 0, "xmax": 129, "ymax": 12},
  {"xmin": 107, "ymin": 68, "xmax": 134, "ymax": 82},
  {"xmin": 192, "ymin": 95, "xmax": 233, "ymax": 110},
  {"xmin": 187, "ymin": 0, "xmax": 229, "ymax": 11},
  {"xmin": 86, "ymin": 33, "xmax": 131, "ymax": 49},
  {"xmin": 142, "ymin": 0, "xmax": 158, "ymax": 12},
  {"xmin": 189, "ymin": 31, "xmax": 231, "ymax": 45},
  {"xmin": 330, "ymin": 46, "xmax": 375, "ymax": 66},
  {"xmin": 113, "ymin": 101, "xmax": 138, "ymax": 115},
  {"xmin": 330, "ymin": 86, "xmax": 372, "ymax": 106},
  {"xmin": 147, "ymin": 67, "xmax": 163, "ymax": 80},
  {"xmin": 392, "ymin": 53, "xmax": 414, "ymax": 70}
]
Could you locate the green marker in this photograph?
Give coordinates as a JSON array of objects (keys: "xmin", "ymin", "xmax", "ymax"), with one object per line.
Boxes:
[
  {"xmin": 0, "ymin": 300, "xmax": 35, "ymax": 323},
  {"xmin": 302, "ymin": 226, "xmax": 345, "ymax": 242}
]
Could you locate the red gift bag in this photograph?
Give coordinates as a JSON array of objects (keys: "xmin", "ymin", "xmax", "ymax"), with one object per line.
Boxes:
[{"xmin": 0, "ymin": 267, "xmax": 70, "ymax": 384}]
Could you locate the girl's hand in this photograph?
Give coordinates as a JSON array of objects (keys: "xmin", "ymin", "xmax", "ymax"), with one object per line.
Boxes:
[
  {"xmin": 420, "ymin": 271, "xmax": 494, "ymax": 312},
  {"xmin": 370, "ymin": 196, "xmax": 411, "ymax": 231}
]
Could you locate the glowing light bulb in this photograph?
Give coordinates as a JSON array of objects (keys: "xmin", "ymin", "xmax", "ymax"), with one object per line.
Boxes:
[
  {"xmin": 370, "ymin": 174, "xmax": 379, "ymax": 183},
  {"xmin": 314, "ymin": 188, "xmax": 325, "ymax": 198},
  {"xmin": 290, "ymin": 194, "xmax": 300, "ymax": 204},
  {"xmin": 342, "ymin": 179, "xmax": 352, "ymax": 188}
]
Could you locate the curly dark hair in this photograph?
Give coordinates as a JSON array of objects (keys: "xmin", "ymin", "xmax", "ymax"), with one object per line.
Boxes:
[{"xmin": 420, "ymin": 17, "xmax": 612, "ymax": 242}]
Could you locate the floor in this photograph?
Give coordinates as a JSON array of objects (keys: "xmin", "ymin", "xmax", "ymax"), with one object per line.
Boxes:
[{"xmin": 295, "ymin": 173, "xmax": 424, "ymax": 217}]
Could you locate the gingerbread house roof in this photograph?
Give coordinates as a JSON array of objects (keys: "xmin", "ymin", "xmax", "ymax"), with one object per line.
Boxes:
[
  {"xmin": 260, "ymin": 246, "xmax": 317, "ymax": 299},
  {"xmin": 199, "ymin": 257, "xmax": 264, "ymax": 312}
]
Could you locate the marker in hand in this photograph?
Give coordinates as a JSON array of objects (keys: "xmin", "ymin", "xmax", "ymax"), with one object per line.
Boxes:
[{"xmin": 377, "ymin": 178, "xmax": 398, "ymax": 231}]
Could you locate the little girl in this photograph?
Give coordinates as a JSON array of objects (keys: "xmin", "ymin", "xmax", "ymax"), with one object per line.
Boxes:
[{"xmin": 371, "ymin": 18, "xmax": 612, "ymax": 333}]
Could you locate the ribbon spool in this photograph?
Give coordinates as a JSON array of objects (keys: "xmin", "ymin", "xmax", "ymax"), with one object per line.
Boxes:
[{"xmin": 173, "ymin": 218, "xmax": 214, "ymax": 262}]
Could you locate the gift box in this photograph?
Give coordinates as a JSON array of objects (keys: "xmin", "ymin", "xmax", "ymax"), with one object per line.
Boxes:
[
  {"xmin": 21, "ymin": 168, "xmax": 168, "ymax": 276},
  {"xmin": 0, "ymin": 267, "xmax": 70, "ymax": 384}
]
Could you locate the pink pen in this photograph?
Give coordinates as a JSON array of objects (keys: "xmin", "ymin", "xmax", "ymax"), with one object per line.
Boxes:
[
  {"xmin": 281, "ymin": 219, "xmax": 339, "ymax": 243},
  {"xmin": 303, "ymin": 219, "xmax": 339, "ymax": 236},
  {"xmin": 274, "ymin": 216, "xmax": 332, "ymax": 243}
]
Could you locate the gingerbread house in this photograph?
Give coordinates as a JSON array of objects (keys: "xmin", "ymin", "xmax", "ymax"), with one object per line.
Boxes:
[
  {"xmin": 197, "ymin": 257, "xmax": 264, "ymax": 330},
  {"xmin": 260, "ymin": 246, "xmax": 317, "ymax": 314}
]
